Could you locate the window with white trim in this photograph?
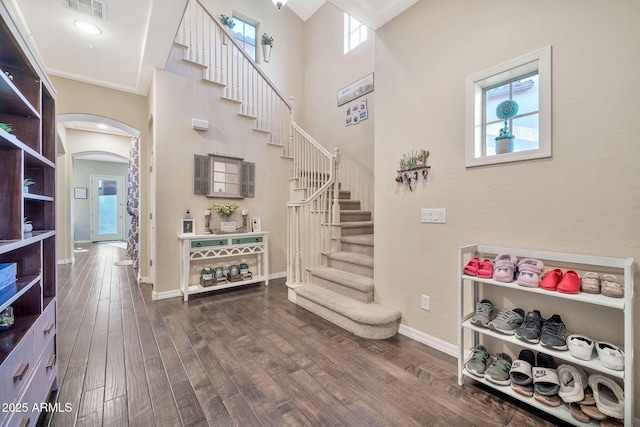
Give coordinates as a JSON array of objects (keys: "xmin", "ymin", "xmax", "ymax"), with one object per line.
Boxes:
[
  {"xmin": 465, "ymin": 46, "xmax": 552, "ymax": 167},
  {"xmin": 232, "ymin": 16, "xmax": 257, "ymax": 61},
  {"xmin": 344, "ymin": 13, "xmax": 367, "ymax": 54}
]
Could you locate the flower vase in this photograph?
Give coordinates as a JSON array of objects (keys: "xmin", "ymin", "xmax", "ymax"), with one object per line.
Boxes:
[
  {"xmin": 262, "ymin": 44, "xmax": 272, "ymax": 63},
  {"xmin": 496, "ymin": 138, "xmax": 514, "ymax": 154}
]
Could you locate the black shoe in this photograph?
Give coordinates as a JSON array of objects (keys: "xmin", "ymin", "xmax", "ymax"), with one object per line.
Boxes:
[
  {"xmin": 540, "ymin": 314, "xmax": 568, "ymax": 350},
  {"xmin": 515, "ymin": 310, "xmax": 544, "ymax": 343}
]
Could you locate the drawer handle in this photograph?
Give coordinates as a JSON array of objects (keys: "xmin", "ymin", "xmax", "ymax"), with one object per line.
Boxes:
[
  {"xmin": 43, "ymin": 322, "xmax": 54, "ymax": 334},
  {"xmin": 196, "ymin": 242, "xmax": 202, "ymax": 247},
  {"xmin": 19, "ymin": 417, "xmax": 30, "ymax": 427},
  {"xmin": 13, "ymin": 363, "xmax": 29, "ymax": 382},
  {"xmin": 46, "ymin": 355, "xmax": 57, "ymax": 369}
]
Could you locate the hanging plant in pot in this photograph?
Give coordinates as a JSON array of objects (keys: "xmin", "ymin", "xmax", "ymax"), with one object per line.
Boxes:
[
  {"xmin": 495, "ymin": 99, "xmax": 519, "ymax": 154},
  {"xmin": 262, "ymin": 33, "xmax": 274, "ymax": 63},
  {"xmin": 220, "ymin": 14, "xmax": 235, "ymax": 44}
]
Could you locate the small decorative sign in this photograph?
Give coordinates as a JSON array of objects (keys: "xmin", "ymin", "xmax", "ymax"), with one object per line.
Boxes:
[
  {"xmin": 181, "ymin": 218, "xmax": 195, "ymax": 235},
  {"xmin": 74, "ymin": 187, "xmax": 87, "ymax": 199},
  {"xmin": 221, "ymin": 222, "xmax": 236, "ymax": 232}
]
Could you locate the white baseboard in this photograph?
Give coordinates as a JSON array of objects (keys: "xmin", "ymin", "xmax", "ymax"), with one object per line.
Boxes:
[
  {"xmin": 57, "ymin": 257, "xmax": 74, "ymax": 265},
  {"xmin": 74, "ymin": 240, "xmax": 91, "ymax": 244},
  {"xmin": 269, "ymin": 271, "xmax": 287, "ymax": 280},
  {"xmin": 151, "ymin": 289, "xmax": 182, "ymax": 301},
  {"xmin": 398, "ymin": 323, "xmax": 458, "ymax": 359}
]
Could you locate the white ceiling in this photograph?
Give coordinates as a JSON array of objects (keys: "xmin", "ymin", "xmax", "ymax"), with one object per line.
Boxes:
[{"xmin": 5, "ymin": 0, "xmax": 416, "ymax": 97}]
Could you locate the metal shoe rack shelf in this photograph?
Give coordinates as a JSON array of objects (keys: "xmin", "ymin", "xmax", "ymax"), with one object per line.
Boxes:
[{"xmin": 457, "ymin": 244, "xmax": 634, "ymax": 426}]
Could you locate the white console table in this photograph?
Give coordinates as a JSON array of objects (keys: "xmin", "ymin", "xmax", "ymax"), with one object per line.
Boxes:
[{"xmin": 178, "ymin": 231, "xmax": 269, "ymax": 301}]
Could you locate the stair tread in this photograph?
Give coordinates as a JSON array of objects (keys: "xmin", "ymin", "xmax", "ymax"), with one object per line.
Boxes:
[
  {"xmin": 340, "ymin": 234, "xmax": 374, "ymax": 246},
  {"xmin": 341, "ymin": 210, "xmax": 372, "ymax": 215},
  {"xmin": 295, "ymin": 284, "xmax": 401, "ymax": 325},
  {"xmin": 326, "ymin": 251, "xmax": 373, "ymax": 268},
  {"xmin": 310, "ymin": 266, "xmax": 373, "ymax": 292},
  {"xmin": 341, "ymin": 221, "xmax": 373, "ymax": 228}
]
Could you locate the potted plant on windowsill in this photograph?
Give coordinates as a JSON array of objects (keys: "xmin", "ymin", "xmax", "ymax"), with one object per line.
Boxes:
[
  {"xmin": 262, "ymin": 33, "xmax": 274, "ymax": 63},
  {"xmin": 495, "ymin": 99, "xmax": 519, "ymax": 154}
]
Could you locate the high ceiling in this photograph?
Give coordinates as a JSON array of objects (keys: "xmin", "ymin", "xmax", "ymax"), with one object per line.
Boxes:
[{"xmin": 5, "ymin": 0, "xmax": 417, "ymax": 96}]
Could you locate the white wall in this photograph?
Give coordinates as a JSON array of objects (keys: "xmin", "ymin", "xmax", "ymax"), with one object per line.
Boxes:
[
  {"xmin": 374, "ymin": 0, "xmax": 640, "ymax": 414},
  {"xmin": 302, "ymin": 3, "xmax": 375, "ymax": 211}
]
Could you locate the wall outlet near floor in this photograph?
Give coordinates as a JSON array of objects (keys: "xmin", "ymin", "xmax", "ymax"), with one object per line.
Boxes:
[
  {"xmin": 421, "ymin": 295, "xmax": 431, "ymax": 311},
  {"xmin": 421, "ymin": 208, "xmax": 446, "ymax": 224}
]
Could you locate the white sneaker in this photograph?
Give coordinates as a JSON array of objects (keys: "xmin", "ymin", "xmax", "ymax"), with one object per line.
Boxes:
[
  {"xmin": 567, "ymin": 334, "xmax": 594, "ymax": 360},
  {"xmin": 596, "ymin": 341, "xmax": 624, "ymax": 370}
]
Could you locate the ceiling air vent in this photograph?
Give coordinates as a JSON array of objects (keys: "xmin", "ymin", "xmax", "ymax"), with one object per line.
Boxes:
[{"xmin": 65, "ymin": 0, "xmax": 107, "ymax": 21}]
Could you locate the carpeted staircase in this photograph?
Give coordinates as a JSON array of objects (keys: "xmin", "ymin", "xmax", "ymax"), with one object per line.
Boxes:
[{"xmin": 294, "ymin": 190, "xmax": 401, "ymax": 339}]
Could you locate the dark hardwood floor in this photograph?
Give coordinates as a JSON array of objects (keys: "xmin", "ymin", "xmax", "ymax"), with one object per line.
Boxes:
[{"xmin": 49, "ymin": 242, "xmax": 565, "ymax": 426}]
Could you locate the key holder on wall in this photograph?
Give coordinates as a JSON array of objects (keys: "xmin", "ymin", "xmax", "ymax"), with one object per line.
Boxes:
[{"xmin": 396, "ymin": 149, "xmax": 430, "ymax": 191}]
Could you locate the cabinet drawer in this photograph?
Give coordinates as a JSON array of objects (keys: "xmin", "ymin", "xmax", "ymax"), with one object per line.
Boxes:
[
  {"xmin": 0, "ymin": 332, "xmax": 34, "ymax": 406},
  {"xmin": 32, "ymin": 301, "xmax": 56, "ymax": 361},
  {"xmin": 232, "ymin": 236, "xmax": 263, "ymax": 245},
  {"xmin": 35, "ymin": 335, "xmax": 57, "ymax": 390},
  {"xmin": 191, "ymin": 239, "xmax": 227, "ymax": 248}
]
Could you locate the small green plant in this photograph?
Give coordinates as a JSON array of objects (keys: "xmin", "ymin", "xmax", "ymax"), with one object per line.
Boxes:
[
  {"xmin": 220, "ymin": 14, "xmax": 235, "ymax": 28},
  {"xmin": 262, "ymin": 33, "xmax": 274, "ymax": 46},
  {"xmin": 0, "ymin": 123, "xmax": 13, "ymax": 133},
  {"xmin": 23, "ymin": 217, "xmax": 31, "ymax": 224},
  {"xmin": 495, "ymin": 100, "xmax": 519, "ymax": 141},
  {"xmin": 23, "ymin": 179, "xmax": 35, "ymax": 187},
  {"xmin": 201, "ymin": 266, "xmax": 214, "ymax": 275},
  {"xmin": 213, "ymin": 202, "xmax": 239, "ymax": 219}
]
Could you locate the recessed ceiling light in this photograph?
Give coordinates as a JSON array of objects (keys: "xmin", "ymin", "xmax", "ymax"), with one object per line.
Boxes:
[
  {"xmin": 74, "ymin": 20, "xmax": 102, "ymax": 35},
  {"xmin": 97, "ymin": 124, "xmax": 108, "ymax": 129}
]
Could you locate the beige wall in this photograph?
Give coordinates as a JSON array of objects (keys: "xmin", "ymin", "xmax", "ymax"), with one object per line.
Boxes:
[
  {"xmin": 374, "ymin": 0, "xmax": 640, "ymax": 414},
  {"xmin": 51, "ymin": 77, "xmax": 150, "ymax": 276},
  {"xmin": 151, "ymin": 68, "xmax": 291, "ymax": 295},
  {"xmin": 302, "ymin": 3, "xmax": 375, "ymax": 211}
]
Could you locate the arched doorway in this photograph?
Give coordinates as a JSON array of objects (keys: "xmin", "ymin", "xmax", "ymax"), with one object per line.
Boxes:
[{"xmin": 57, "ymin": 114, "xmax": 141, "ymax": 269}]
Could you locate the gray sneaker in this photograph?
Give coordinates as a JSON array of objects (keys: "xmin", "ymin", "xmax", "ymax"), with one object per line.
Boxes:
[
  {"xmin": 470, "ymin": 299, "xmax": 493, "ymax": 328},
  {"xmin": 540, "ymin": 314, "xmax": 568, "ymax": 350},
  {"xmin": 484, "ymin": 352, "xmax": 513, "ymax": 385},
  {"xmin": 488, "ymin": 307, "xmax": 525, "ymax": 335},
  {"xmin": 465, "ymin": 344, "xmax": 491, "ymax": 377},
  {"xmin": 516, "ymin": 310, "xmax": 544, "ymax": 343}
]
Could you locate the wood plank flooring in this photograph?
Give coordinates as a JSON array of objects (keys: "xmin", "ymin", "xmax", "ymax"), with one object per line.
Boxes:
[{"xmin": 49, "ymin": 242, "xmax": 568, "ymax": 426}]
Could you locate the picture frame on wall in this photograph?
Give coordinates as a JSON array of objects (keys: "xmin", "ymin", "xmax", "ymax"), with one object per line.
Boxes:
[
  {"xmin": 337, "ymin": 73, "xmax": 374, "ymax": 107},
  {"xmin": 251, "ymin": 217, "xmax": 261, "ymax": 232},
  {"xmin": 74, "ymin": 187, "xmax": 87, "ymax": 199},
  {"xmin": 182, "ymin": 218, "xmax": 195, "ymax": 235}
]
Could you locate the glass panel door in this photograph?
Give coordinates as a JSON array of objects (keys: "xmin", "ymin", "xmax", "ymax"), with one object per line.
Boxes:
[{"xmin": 91, "ymin": 175, "xmax": 125, "ymax": 242}]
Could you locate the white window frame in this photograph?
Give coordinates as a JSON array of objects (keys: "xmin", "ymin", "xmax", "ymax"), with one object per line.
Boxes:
[
  {"xmin": 465, "ymin": 46, "xmax": 552, "ymax": 167},
  {"xmin": 344, "ymin": 13, "xmax": 367, "ymax": 54},
  {"xmin": 232, "ymin": 14, "xmax": 258, "ymax": 62}
]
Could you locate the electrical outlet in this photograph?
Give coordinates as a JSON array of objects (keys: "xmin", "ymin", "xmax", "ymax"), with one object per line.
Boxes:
[
  {"xmin": 421, "ymin": 208, "xmax": 446, "ymax": 224},
  {"xmin": 421, "ymin": 295, "xmax": 431, "ymax": 311}
]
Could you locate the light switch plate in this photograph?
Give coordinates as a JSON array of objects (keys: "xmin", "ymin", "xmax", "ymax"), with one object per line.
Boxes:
[{"xmin": 421, "ymin": 208, "xmax": 446, "ymax": 224}]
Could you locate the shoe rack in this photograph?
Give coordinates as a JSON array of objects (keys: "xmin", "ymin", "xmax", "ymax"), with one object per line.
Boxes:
[
  {"xmin": 457, "ymin": 244, "xmax": 634, "ymax": 426},
  {"xmin": 0, "ymin": 3, "xmax": 58, "ymax": 426}
]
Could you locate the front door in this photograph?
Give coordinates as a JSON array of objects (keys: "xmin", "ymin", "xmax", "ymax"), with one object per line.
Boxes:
[{"xmin": 90, "ymin": 175, "xmax": 125, "ymax": 242}]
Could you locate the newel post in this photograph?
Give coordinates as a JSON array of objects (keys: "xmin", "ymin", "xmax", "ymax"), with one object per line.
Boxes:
[
  {"xmin": 332, "ymin": 147, "xmax": 341, "ymax": 230},
  {"xmin": 288, "ymin": 96, "xmax": 295, "ymax": 159}
]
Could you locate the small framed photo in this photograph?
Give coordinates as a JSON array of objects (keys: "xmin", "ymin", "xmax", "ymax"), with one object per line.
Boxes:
[
  {"xmin": 181, "ymin": 218, "xmax": 195, "ymax": 235},
  {"xmin": 74, "ymin": 187, "xmax": 87, "ymax": 199},
  {"xmin": 251, "ymin": 217, "xmax": 261, "ymax": 232}
]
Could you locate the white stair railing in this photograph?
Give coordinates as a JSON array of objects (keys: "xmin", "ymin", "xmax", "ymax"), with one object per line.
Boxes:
[
  {"xmin": 177, "ymin": 0, "xmax": 292, "ymax": 153},
  {"xmin": 177, "ymin": 0, "xmax": 341, "ymax": 287},
  {"xmin": 287, "ymin": 125, "xmax": 340, "ymax": 285}
]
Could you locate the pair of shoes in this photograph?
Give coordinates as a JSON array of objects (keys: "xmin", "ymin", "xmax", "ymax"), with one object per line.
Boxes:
[
  {"xmin": 465, "ymin": 345, "xmax": 513, "ymax": 386},
  {"xmin": 596, "ymin": 341, "xmax": 624, "ymax": 371},
  {"xmin": 516, "ymin": 258, "xmax": 544, "ymax": 287},
  {"xmin": 488, "ymin": 307, "xmax": 524, "ymax": 335},
  {"xmin": 588, "ymin": 373, "xmax": 625, "ymax": 420},
  {"xmin": 516, "ymin": 311, "xmax": 567, "ymax": 350},
  {"xmin": 470, "ymin": 299, "xmax": 493, "ymax": 328},
  {"xmin": 463, "ymin": 257, "xmax": 494, "ymax": 278},
  {"xmin": 492, "ymin": 253, "xmax": 517, "ymax": 282},
  {"xmin": 581, "ymin": 272, "xmax": 601, "ymax": 293},
  {"xmin": 541, "ymin": 269, "xmax": 581, "ymax": 293},
  {"xmin": 567, "ymin": 334, "xmax": 594, "ymax": 360},
  {"xmin": 557, "ymin": 364, "xmax": 588, "ymax": 403},
  {"xmin": 601, "ymin": 274, "xmax": 623, "ymax": 298}
]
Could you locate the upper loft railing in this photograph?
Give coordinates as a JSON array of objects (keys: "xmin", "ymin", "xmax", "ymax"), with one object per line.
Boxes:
[{"xmin": 176, "ymin": 0, "xmax": 292, "ymax": 154}]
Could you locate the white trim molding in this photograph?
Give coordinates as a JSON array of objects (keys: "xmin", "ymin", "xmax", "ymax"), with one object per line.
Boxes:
[
  {"xmin": 465, "ymin": 46, "xmax": 552, "ymax": 167},
  {"xmin": 398, "ymin": 324, "xmax": 458, "ymax": 359}
]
